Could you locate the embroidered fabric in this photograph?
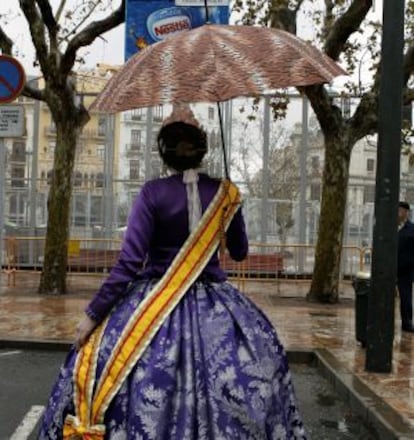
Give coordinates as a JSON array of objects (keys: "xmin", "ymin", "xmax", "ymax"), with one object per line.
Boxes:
[{"xmin": 183, "ymin": 169, "xmax": 202, "ymax": 233}]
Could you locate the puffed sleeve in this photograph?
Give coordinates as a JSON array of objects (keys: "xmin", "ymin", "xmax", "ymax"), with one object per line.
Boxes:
[
  {"xmin": 85, "ymin": 183, "xmax": 155, "ymax": 322},
  {"xmin": 226, "ymin": 206, "xmax": 248, "ymax": 261}
]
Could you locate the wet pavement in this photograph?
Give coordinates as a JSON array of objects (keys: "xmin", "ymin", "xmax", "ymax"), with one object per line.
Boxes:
[
  {"xmin": 291, "ymin": 363, "xmax": 380, "ymax": 439},
  {"xmin": 1, "ymin": 272, "xmax": 414, "ymax": 439}
]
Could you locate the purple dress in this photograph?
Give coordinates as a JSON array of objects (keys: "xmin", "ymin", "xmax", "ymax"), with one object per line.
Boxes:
[{"xmin": 38, "ymin": 173, "xmax": 306, "ymax": 439}]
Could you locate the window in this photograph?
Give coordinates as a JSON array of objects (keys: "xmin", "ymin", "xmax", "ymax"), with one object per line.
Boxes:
[
  {"xmin": 90, "ymin": 196, "xmax": 103, "ymax": 224},
  {"xmin": 11, "ymin": 167, "xmax": 25, "ymax": 187},
  {"xmin": 151, "ymin": 131, "xmax": 159, "ymax": 152},
  {"xmin": 366, "ymin": 158, "xmax": 375, "ymax": 172},
  {"xmin": 154, "ymin": 105, "xmax": 163, "ymax": 122},
  {"xmin": 96, "ymin": 172, "xmax": 104, "ymax": 188},
  {"xmin": 72, "ymin": 195, "xmax": 87, "ymax": 226},
  {"xmin": 76, "ymin": 142, "xmax": 85, "ymax": 156},
  {"xmin": 129, "ymin": 160, "xmax": 140, "ymax": 180},
  {"xmin": 9, "ymin": 194, "xmax": 24, "ymax": 218},
  {"xmin": 11, "ymin": 142, "xmax": 26, "ymax": 161},
  {"xmin": 130, "ymin": 130, "xmax": 142, "ymax": 150},
  {"xmin": 131, "ymin": 108, "xmax": 143, "ymax": 120},
  {"xmin": 311, "ymin": 156, "xmax": 320, "ymax": 174},
  {"xmin": 208, "ymin": 107, "xmax": 214, "ymax": 120},
  {"xmin": 98, "ymin": 117, "xmax": 106, "ymax": 136},
  {"xmin": 97, "ymin": 145, "xmax": 105, "ymax": 161},
  {"xmin": 151, "ymin": 159, "xmax": 161, "ymax": 178},
  {"xmin": 310, "ymin": 183, "xmax": 321, "ymax": 201},
  {"xmin": 363, "ymin": 185, "xmax": 375, "ymax": 203},
  {"xmin": 73, "ymin": 171, "xmax": 82, "ymax": 187}
]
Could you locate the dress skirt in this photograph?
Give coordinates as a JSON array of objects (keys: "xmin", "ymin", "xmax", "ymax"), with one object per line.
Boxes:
[{"xmin": 38, "ymin": 279, "xmax": 306, "ymax": 439}]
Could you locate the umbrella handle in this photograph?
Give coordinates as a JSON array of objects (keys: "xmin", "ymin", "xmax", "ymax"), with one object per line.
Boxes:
[
  {"xmin": 203, "ymin": 1, "xmax": 210, "ymax": 23},
  {"xmin": 217, "ymin": 102, "xmax": 230, "ymax": 180}
]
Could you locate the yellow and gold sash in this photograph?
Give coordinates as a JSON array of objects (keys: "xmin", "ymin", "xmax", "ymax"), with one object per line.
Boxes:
[{"xmin": 64, "ymin": 180, "xmax": 240, "ymax": 439}]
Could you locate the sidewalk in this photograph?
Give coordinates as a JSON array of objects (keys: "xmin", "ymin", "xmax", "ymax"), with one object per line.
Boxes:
[{"xmin": 1, "ymin": 273, "xmax": 414, "ymax": 439}]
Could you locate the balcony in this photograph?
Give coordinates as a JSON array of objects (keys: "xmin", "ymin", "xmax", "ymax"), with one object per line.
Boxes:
[
  {"xmin": 125, "ymin": 143, "xmax": 142, "ymax": 155},
  {"xmin": 79, "ymin": 128, "xmax": 106, "ymax": 139},
  {"xmin": 123, "ymin": 112, "xmax": 144, "ymax": 123}
]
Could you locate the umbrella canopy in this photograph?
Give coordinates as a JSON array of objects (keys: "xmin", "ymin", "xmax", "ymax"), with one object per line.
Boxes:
[{"xmin": 91, "ymin": 24, "xmax": 345, "ymax": 112}]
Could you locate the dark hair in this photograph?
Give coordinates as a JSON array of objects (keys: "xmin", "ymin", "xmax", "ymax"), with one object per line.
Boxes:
[{"xmin": 157, "ymin": 122, "xmax": 207, "ymax": 171}]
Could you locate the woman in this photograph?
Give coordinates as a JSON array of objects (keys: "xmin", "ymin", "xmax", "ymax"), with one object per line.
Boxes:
[{"xmin": 38, "ymin": 105, "xmax": 306, "ymax": 439}]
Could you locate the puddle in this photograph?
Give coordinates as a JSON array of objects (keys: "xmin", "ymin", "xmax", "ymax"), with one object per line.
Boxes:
[{"xmin": 291, "ymin": 363, "xmax": 380, "ymax": 439}]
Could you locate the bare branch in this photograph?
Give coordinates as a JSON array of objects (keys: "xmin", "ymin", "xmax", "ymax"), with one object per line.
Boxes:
[
  {"xmin": 36, "ymin": 0, "xmax": 58, "ymax": 40},
  {"xmin": 61, "ymin": 0, "xmax": 125, "ymax": 75},
  {"xmin": 64, "ymin": 0, "xmax": 100, "ymax": 42},
  {"xmin": 301, "ymin": 85, "xmax": 341, "ymax": 132},
  {"xmin": 269, "ymin": 0, "xmax": 297, "ymax": 33},
  {"xmin": 349, "ymin": 91, "xmax": 378, "ymax": 141},
  {"xmin": 55, "ymin": 0, "xmax": 67, "ymax": 23},
  {"xmin": 293, "ymin": 0, "xmax": 305, "ymax": 14},
  {"xmin": 22, "ymin": 82, "xmax": 45, "ymax": 101},
  {"xmin": 324, "ymin": 0, "xmax": 372, "ymax": 60},
  {"xmin": 403, "ymin": 45, "xmax": 414, "ymax": 85},
  {"xmin": 322, "ymin": 0, "xmax": 334, "ymax": 41},
  {"xmin": 20, "ymin": 0, "xmax": 51, "ymax": 74},
  {"xmin": 0, "ymin": 25, "xmax": 13, "ymax": 54}
]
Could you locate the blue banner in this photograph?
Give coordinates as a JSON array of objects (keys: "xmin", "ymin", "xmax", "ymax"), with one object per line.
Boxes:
[{"xmin": 125, "ymin": 0, "xmax": 229, "ymax": 60}]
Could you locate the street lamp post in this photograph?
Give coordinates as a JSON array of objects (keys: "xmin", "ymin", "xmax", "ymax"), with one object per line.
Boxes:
[{"xmin": 365, "ymin": 0, "xmax": 405, "ymax": 372}]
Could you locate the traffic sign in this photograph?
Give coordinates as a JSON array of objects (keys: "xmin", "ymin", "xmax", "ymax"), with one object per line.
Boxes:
[
  {"xmin": 0, "ymin": 105, "xmax": 25, "ymax": 137},
  {"xmin": 0, "ymin": 55, "xmax": 25, "ymax": 104}
]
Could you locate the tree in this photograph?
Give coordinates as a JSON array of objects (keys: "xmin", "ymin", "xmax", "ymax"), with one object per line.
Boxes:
[
  {"xmin": 235, "ymin": 0, "xmax": 414, "ymax": 302},
  {"xmin": 0, "ymin": 0, "xmax": 125, "ymax": 294}
]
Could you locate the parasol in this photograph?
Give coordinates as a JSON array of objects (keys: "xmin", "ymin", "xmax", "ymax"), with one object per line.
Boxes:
[
  {"xmin": 91, "ymin": 23, "xmax": 346, "ymax": 176},
  {"xmin": 91, "ymin": 24, "xmax": 345, "ymax": 112}
]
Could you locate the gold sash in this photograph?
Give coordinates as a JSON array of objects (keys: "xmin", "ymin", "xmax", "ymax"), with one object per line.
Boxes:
[{"xmin": 64, "ymin": 180, "xmax": 241, "ymax": 439}]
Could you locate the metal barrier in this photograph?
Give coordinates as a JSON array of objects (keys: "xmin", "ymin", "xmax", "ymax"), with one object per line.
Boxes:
[{"xmin": 2, "ymin": 236, "xmax": 370, "ymax": 288}]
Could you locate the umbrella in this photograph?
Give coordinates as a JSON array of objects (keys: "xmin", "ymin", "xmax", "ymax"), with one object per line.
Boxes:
[
  {"xmin": 91, "ymin": 24, "xmax": 345, "ymax": 112},
  {"xmin": 90, "ymin": 23, "xmax": 345, "ymax": 177}
]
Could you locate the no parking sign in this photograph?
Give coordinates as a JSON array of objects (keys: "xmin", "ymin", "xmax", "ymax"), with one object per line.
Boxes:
[{"xmin": 0, "ymin": 55, "xmax": 26, "ymax": 104}]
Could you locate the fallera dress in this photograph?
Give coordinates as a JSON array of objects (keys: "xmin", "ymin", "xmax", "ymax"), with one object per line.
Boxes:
[{"xmin": 38, "ymin": 173, "xmax": 306, "ymax": 440}]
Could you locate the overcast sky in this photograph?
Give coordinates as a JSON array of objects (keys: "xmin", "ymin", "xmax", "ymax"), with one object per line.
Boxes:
[
  {"xmin": 0, "ymin": 0, "xmax": 125, "ymax": 76},
  {"xmin": 0, "ymin": 1, "xmax": 382, "ymax": 84}
]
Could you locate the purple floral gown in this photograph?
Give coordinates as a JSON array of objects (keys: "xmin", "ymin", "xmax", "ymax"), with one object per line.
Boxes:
[{"xmin": 38, "ymin": 173, "xmax": 306, "ymax": 439}]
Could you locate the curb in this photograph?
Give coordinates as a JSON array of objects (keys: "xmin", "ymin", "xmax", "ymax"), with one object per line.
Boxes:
[
  {"xmin": 315, "ymin": 348, "xmax": 414, "ymax": 440},
  {"xmin": 0, "ymin": 337, "xmax": 72, "ymax": 351}
]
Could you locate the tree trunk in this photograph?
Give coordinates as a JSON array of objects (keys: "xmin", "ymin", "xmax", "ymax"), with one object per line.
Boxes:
[
  {"xmin": 307, "ymin": 133, "xmax": 352, "ymax": 302},
  {"xmin": 38, "ymin": 83, "xmax": 89, "ymax": 295},
  {"xmin": 38, "ymin": 119, "xmax": 78, "ymax": 294}
]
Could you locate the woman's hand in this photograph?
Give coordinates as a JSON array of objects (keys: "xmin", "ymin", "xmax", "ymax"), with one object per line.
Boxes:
[{"xmin": 74, "ymin": 314, "xmax": 97, "ymax": 351}]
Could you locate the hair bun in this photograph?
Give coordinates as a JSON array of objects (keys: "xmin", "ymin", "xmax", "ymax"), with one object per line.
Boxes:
[{"xmin": 162, "ymin": 104, "xmax": 201, "ymax": 129}]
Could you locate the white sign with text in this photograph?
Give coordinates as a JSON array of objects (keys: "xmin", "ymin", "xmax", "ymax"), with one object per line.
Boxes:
[{"xmin": 0, "ymin": 105, "xmax": 25, "ymax": 137}]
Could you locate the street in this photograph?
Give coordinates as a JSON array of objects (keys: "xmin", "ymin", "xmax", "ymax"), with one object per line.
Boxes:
[
  {"xmin": 0, "ymin": 349, "xmax": 379, "ymax": 440},
  {"xmin": 0, "ymin": 349, "xmax": 65, "ymax": 440}
]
